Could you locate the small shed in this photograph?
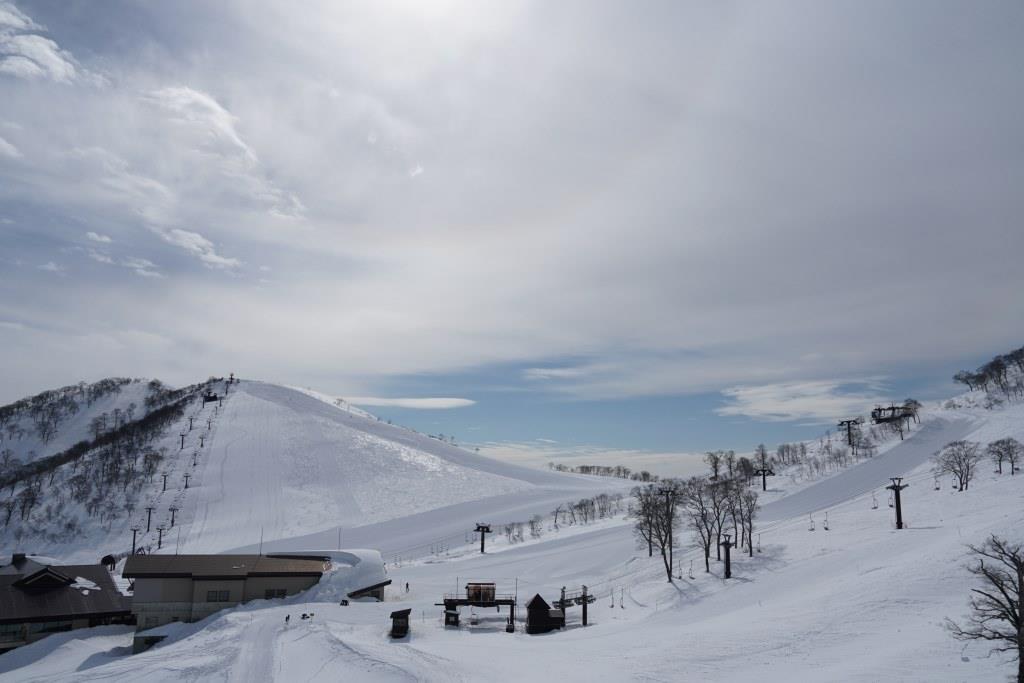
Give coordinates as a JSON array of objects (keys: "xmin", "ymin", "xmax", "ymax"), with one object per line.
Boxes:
[
  {"xmin": 465, "ymin": 582, "xmax": 495, "ymax": 602},
  {"xmin": 389, "ymin": 608, "xmax": 411, "ymax": 638},
  {"xmin": 444, "ymin": 609, "xmax": 460, "ymax": 627},
  {"xmin": 525, "ymin": 594, "xmax": 564, "ymax": 634},
  {"xmin": 203, "ymin": 392, "xmax": 219, "ymax": 404}
]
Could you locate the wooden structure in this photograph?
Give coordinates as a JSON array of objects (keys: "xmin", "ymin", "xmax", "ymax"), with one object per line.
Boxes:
[
  {"xmin": 525, "ymin": 594, "xmax": 564, "ymax": 634},
  {"xmin": 203, "ymin": 392, "xmax": 219, "ymax": 404},
  {"xmin": 389, "ymin": 608, "xmax": 411, "ymax": 638},
  {"xmin": 871, "ymin": 405, "xmax": 912, "ymax": 425},
  {"xmin": 437, "ymin": 582, "xmax": 516, "ymax": 629}
]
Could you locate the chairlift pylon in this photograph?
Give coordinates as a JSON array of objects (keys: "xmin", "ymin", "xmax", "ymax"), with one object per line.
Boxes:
[{"xmin": 808, "ymin": 514, "xmax": 815, "ymax": 532}]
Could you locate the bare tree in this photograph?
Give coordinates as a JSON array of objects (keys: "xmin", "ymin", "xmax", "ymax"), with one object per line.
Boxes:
[
  {"xmin": 631, "ymin": 485, "xmax": 657, "ymax": 558},
  {"xmin": 946, "ymin": 535, "xmax": 1023, "ymax": 682},
  {"xmin": 704, "ymin": 451, "xmax": 723, "ymax": 479},
  {"xmin": 988, "ymin": 438, "xmax": 1022, "ymax": 476},
  {"xmin": 736, "ymin": 488, "xmax": 759, "ymax": 557},
  {"xmin": 935, "ymin": 440, "xmax": 983, "ymax": 491},
  {"xmin": 681, "ymin": 477, "xmax": 715, "ymax": 573}
]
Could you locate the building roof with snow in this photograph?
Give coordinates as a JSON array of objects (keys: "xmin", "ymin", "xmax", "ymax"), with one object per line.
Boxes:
[
  {"xmin": 121, "ymin": 553, "xmax": 330, "ymax": 580},
  {"xmin": 0, "ymin": 556, "xmax": 130, "ymax": 624}
]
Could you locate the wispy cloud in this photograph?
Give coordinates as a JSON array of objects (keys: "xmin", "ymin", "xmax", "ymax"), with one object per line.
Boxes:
[
  {"xmin": 37, "ymin": 261, "xmax": 63, "ymax": 273},
  {"xmin": 348, "ymin": 397, "xmax": 476, "ymax": 410},
  {"xmin": 716, "ymin": 379, "xmax": 890, "ymax": 423},
  {"xmin": 158, "ymin": 228, "xmax": 240, "ymax": 269},
  {"xmin": 0, "ymin": 3, "xmax": 96, "ymax": 84},
  {"xmin": 145, "ymin": 86, "xmax": 257, "ymax": 163},
  {"xmin": 85, "ymin": 231, "xmax": 112, "ymax": 243},
  {"xmin": 121, "ymin": 256, "xmax": 163, "ymax": 278},
  {"xmin": 0, "ymin": 133, "xmax": 20, "ymax": 158},
  {"xmin": 86, "ymin": 249, "xmax": 113, "ymax": 264}
]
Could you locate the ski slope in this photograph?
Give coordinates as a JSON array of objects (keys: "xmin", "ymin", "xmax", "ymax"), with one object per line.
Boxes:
[
  {"xmin": 2, "ymin": 390, "xmax": 1022, "ymax": 681},
  {"xmin": 4, "ymin": 424, "xmax": 1020, "ymax": 681},
  {"xmin": 759, "ymin": 416, "xmax": 974, "ymax": 522}
]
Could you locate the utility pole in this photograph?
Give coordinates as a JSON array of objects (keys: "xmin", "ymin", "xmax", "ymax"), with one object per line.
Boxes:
[
  {"xmin": 475, "ymin": 523, "xmax": 492, "ymax": 553},
  {"xmin": 886, "ymin": 477, "xmax": 908, "ymax": 529},
  {"xmin": 188, "ymin": 417, "xmax": 194, "ymax": 431},
  {"xmin": 837, "ymin": 418, "xmax": 860, "ymax": 448},
  {"xmin": 184, "ymin": 473, "xmax": 191, "ymax": 489},
  {"xmin": 161, "ymin": 473, "xmax": 168, "ymax": 492},
  {"xmin": 179, "ymin": 432, "xmax": 186, "ymax": 450},
  {"xmin": 199, "ymin": 435, "xmax": 205, "ymax": 448},
  {"xmin": 145, "ymin": 506, "xmax": 155, "ymax": 532},
  {"xmin": 130, "ymin": 527, "xmax": 139, "ymax": 554},
  {"xmin": 156, "ymin": 526, "xmax": 166, "ymax": 549},
  {"xmin": 169, "ymin": 506, "xmax": 178, "ymax": 527},
  {"xmin": 582, "ymin": 585, "xmax": 588, "ymax": 626},
  {"xmin": 192, "ymin": 452, "xmax": 198, "ymax": 467},
  {"xmin": 720, "ymin": 534, "xmax": 733, "ymax": 579}
]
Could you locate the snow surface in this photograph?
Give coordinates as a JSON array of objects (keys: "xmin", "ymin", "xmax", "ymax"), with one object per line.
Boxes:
[
  {"xmin": 7, "ymin": 380, "xmax": 612, "ymax": 563},
  {"xmin": 2, "ymin": 386, "xmax": 1022, "ymax": 681}
]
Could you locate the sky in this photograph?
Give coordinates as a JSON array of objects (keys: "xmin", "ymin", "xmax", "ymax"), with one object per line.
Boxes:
[{"xmin": 1, "ymin": 1, "xmax": 1022, "ymax": 464}]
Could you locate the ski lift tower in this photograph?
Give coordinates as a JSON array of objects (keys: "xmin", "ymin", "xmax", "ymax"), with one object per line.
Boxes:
[{"xmin": 474, "ymin": 523, "xmax": 492, "ymax": 553}]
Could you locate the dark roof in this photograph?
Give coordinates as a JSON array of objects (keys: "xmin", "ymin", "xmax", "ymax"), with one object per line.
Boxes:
[
  {"xmin": 347, "ymin": 579, "xmax": 392, "ymax": 599},
  {"xmin": 122, "ymin": 554, "xmax": 329, "ymax": 580},
  {"xmin": 14, "ymin": 566, "xmax": 74, "ymax": 593},
  {"xmin": 525, "ymin": 594, "xmax": 550, "ymax": 610},
  {"xmin": 0, "ymin": 564, "xmax": 130, "ymax": 624},
  {"xmin": 0, "ymin": 555, "xmax": 47, "ymax": 576},
  {"xmin": 390, "ymin": 608, "xmax": 412, "ymax": 619}
]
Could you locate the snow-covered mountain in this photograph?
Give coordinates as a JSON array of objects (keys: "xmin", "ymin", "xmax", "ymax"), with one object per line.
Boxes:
[
  {"xmin": 0, "ymin": 378, "xmax": 611, "ymax": 563},
  {"xmin": 1, "ymin": 383, "xmax": 1022, "ymax": 682}
]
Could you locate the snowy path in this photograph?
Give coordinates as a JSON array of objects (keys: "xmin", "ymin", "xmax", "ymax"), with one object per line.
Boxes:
[{"xmin": 759, "ymin": 417, "xmax": 974, "ymax": 522}]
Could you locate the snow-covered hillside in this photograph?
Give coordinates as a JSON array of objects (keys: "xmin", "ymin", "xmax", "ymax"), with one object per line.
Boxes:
[
  {"xmin": 1, "ymin": 379, "xmax": 614, "ymax": 563},
  {"xmin": 2, "ymin": 386, "xmax": 1022, "ymax": 681}
]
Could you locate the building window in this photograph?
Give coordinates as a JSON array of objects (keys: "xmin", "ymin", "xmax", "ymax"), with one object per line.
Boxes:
[
  {"xmin": 265, "ymin": 588, "xmax": 287, "ymax": 599},
  {"xmin": 27, "ymin": 621, "xmax": 72, "ymax": 635},
  {"xmin": 206, "ymin": 589, "xmax": 230, "ymax": 602},
  {"xmin": 0, "ymin": 623, "xmax": 25, "ymax": 642}
]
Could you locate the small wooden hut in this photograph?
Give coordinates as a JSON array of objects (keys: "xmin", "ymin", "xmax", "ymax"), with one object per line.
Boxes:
[
  {"xmin": 389, "ymin": 608, "xmax": 411, "ymax": 638},
  {"xmin": 525, "ymin": 594, "xmax": 564, "ymax": 634}
]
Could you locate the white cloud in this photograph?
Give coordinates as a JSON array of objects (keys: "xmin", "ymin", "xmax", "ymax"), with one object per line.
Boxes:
[
  {"xmin": 0, "ymin": 3, "xmax": 38, "ymax": 32},
  {"xmin": 716, "ymin": 379, "xmax": 891, "ymax": 424},
  {"xmin": 0, "ymin": 5, "xmax": 90, "ymax": 85},
  {"xmin": 121, "ymin": 256, "xmax": 163, "ymax": 278},
  {"xmin": 348, "ymin": 397, "xmax": 476, "ymax": 410},
  {"xmin": 158, "ymin": 228, "xmax": 240, "ymax": 269},
  {"xmin": 146, "ymin": 86, "xmax": 257, "ymax": 163},
  {"xmin": 37, "ymin": 261, "xmax": 63, "ymax": 273},
  {"xmin": 87, "ymin": 249, "xmax": 113, "ymax": 264},
  {"xmin": 86, "ymin": 231, "xmax": 112, "ymax": 243},
  {"xmin": 0, "ymin": 133, "xmax": 19, "ymax": 158}
]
